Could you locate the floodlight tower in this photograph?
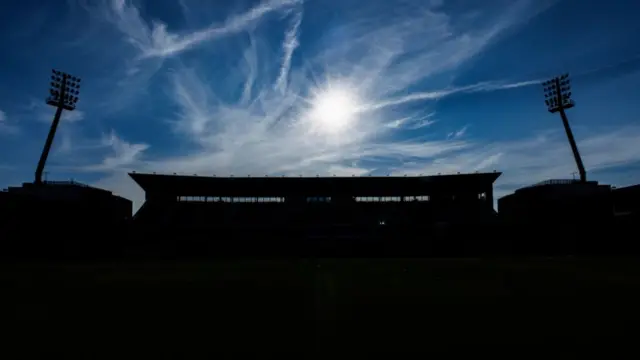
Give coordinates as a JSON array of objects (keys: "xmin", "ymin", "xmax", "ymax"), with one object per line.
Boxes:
[
  {"xmin": 542, "ymin": 73, "xmax": 586, "ymax": 183},
  {"xmin": 34, "ymin": 69, "xmax": 81, "ymax": 185}
]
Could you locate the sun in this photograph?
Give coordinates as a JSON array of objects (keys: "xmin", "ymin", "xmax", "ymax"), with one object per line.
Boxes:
[{"xmin": 308, "ymin": 85, "xmax": 361, "ymax": 134}]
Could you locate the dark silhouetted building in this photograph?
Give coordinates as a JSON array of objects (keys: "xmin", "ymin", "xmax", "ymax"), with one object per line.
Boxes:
[
  {"xmin": 0, "ymin": 180, "xmax": 132, "ymax": 228},
  {"xmin": 613, "ymin": 184, "xmax": 640, "ymax": 218},
  {"xmin": 498, "ymin": 179, "xmax": 613, "ymax": 223},
  {"xmin": 130, "ymin": 172, "xmax": 501, "ymax": 232}
]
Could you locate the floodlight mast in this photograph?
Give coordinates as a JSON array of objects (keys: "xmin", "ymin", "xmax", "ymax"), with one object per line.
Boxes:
[
  {"xmin": 34, "ymin": 69, "xmax": 81, "ymax": 184},
  {"xmin": 542, "ymin": 73, "xmax": 586, "ymax": 183}
]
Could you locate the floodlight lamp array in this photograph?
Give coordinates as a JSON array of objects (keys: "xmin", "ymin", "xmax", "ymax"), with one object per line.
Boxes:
[
  {"xmin": 541, "ymin": 73, "xmax": 573, "ymax": 111},
  {"xmin": 48, "ymin": 69, "xmax": 82, "ymax": 109}
]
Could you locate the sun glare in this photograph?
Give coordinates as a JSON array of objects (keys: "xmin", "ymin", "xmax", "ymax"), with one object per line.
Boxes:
[{"xmin": 309, "ymin": 85, "xmax": 361, "ymax": 134}]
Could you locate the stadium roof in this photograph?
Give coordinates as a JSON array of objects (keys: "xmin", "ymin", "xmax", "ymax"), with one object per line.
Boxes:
[{"xmin": 130, "ymin": 172, "xmax": 501, "ymax": 198}]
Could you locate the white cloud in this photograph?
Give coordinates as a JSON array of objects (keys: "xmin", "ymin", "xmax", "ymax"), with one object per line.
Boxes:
[
  {"xmin": 274, "ymin": 9, "xmax": 302, "ymax": 93},
  {"xmin": 447, "ymin": 125, "xmax": 468, "ymax": 139},
  {"xmin": 0, "ymin": 110, "xmax": 19, "ymax": 135},
  {"xmin": 82, "ymin": 130, "xmax": 149, "ymax": 172},
  {"xmin": 386, "ymin": 112, "xmax": 437, "ymax": 130},
  {"xmin": 103, "ymin": 0, "xmax": 302, "ymax": 59},
  {"xmin": 63, "ymin": 110, "xmax": 85, "ymax": 123},
  {"xmin": 392, "ymin": 126, "xmax": 640, "ymax": 198},
  {"xmin": 28, "ymin": 101, "xmax": 85, "ymax": 123},
  {"xmin": 362, "ymin": 79, "xmax": 541, "ymax": 113}
]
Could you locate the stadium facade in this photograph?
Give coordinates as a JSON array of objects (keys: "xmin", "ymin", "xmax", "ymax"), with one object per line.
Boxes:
[{"xmin": 130, "ymin": 172, "xmax": 501, "ymax": 230}]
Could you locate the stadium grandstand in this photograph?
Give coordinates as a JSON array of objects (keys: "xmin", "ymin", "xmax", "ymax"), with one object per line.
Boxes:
[
  {"xmin": 123, "ymin": 171, "xmax": 504, "ymax": 255},
  {"xmin": 0, "ymin": 181, "xmax": 132, "ymax": 258},
  {"xmin": 498, "ymin": 179, "xmax": 613, "ymax": 223},
  {"xmin": 1, "ymin": 180, "xmax": 131, "ymax": 226},
  {"xmin": 613, "ymin": 184, "xmax": 640, "ymax": 218},
  {"xmin": 130, "ymin": 171, "xmax": 501, "ymax": 229}
]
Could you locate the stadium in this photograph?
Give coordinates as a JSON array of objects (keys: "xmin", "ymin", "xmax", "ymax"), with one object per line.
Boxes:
[
  {"xmin": 117, "ymin": 171, "xmax": 499, "ymax": 256},
  {"xmin": 2, "ymin": 168, "xmax": 637, "ymax": 257},
  {"xmin": 130, "ymin": 171, "xmax": 499, "ymax": 227}
]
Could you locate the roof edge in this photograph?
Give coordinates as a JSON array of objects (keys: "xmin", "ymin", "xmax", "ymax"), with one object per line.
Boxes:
[{"xmin": 127, "ymin": 171, "xmax": 502, "ymax": 180}]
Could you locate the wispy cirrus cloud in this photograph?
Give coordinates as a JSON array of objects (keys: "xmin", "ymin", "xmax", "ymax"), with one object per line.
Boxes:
[
  {"xmin": 103, "ymin": 0, "xmax": 302, "ymax": 59},
  {"xmin": 274, "ymin": 8, "xmax": 302, "ymax": 93},
  {"xmin": 386, "ymin": 112, "xmax": 437, "ymax": 130},
  {"xmin": 0, "ymin": 110, "xmax": 20, "ymax": 135},
  {"xmin": 75, "ymin": 0, "xmax": 304, "ymax": 114},
  {"xmin": 82, "ymin": 130, "xmax": 149, "ymax": 172},
  {"xmin": 27, "ymin": 101, "xmax": 85, "ymax": 124},
  {"xmin": 393, "ymin": 126, "xmax": 640, "ymax": 195},
  {"xmin": 362, "ymin": 79, "xmax": 542, "ymax": 112},
  {"xmin": 447, "ymin": 125, "xmax": 468, "ymax": 139}
]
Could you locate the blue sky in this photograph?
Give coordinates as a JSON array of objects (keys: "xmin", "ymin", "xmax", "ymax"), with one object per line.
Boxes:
[{"xmin": 1, "ymin": 0, "xmax": 640, "ymax": 210}]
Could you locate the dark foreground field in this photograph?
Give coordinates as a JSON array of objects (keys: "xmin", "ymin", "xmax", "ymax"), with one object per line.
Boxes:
[{"xmin": 2, "ymin": 257, "xmax": 639, "ymax": 355}]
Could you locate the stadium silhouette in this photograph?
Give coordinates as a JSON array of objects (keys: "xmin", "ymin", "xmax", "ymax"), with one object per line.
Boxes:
[{"xmin": 2, "ymin": 170, "xmax": 638, "ymax": 259}]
